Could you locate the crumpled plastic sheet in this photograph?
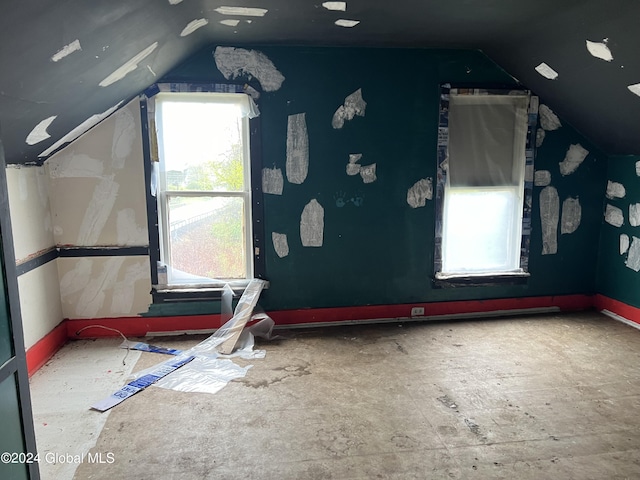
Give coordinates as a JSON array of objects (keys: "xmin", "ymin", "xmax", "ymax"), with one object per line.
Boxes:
[{"xmin": 154, "ymin": 356, "xmax": 252, "ymax": 394}]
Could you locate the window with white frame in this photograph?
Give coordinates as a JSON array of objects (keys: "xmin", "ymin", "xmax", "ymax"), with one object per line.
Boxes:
[
  {"xmin": 435, "ymin": 87, "xmax": 536, "ymax": 279},
  {"xmin": 153, "ymin": 92, "xmax": 254, "ymax": 286}
]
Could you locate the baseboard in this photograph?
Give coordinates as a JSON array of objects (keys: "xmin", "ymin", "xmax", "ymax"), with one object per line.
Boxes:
[
  {"xmin": 593, "ymin": 294, "xmax": 640, "ymax": 327},
  {"xmin": 25, "ymin": 322, "xmax": 68, "ymax": 377}
]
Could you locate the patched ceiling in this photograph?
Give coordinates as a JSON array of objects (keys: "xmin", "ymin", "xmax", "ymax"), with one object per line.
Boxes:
[{"xmin": 1, "ymin": 0, "xmax": 638, "ymax": 165}]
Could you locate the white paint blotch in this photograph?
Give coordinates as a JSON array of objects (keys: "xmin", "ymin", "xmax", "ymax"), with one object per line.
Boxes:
[
  {"xmin": 559, "ymin": 144, "xmax": 589, "ymax": 176},
  {"xmin": 628, "ymin": 83, "xmax": 640, "ymax": 97},
  {"xmin": 626, "ymin": 236, "xmax": 640, "ymax": 272},
  {"xmin": 335, "ymin": 19, "xmax": 360, "ymax": 27},
  {"xmin": 536, "ymin": 128, "xmax": 546, "ymax": 148},
  {"xmin": 332, "ymin": 88, "xmax": 366, "ymax": 129},
  {"xmin": 111, "ymin": 261, "xmax": 148, "ymax": 315},
  {"xmin": 606, "ymin": 180, "xmax": 626, "ymax": 199},
  {"xmin": 214, "ymin": 46, "xmax": 285, "ymax": 92},
  {"xmin": 112, "ymin": 107, "xmax": 136, "ymax": 168},
  {"xmin": 17, "ymin": 168, "xmax": 28, "ymax": 201},
  {"xmin": 535, "ymin": 62, "xmax": 559, "ymax": 80},
  {"xmin": 636, "ymin": 161, "xmax": 640, "ymax": 177},
  {"xmin": 407, "ymin": 178, "xmax": 433, "ymax": 208},
  {"xmin": 605, "ymin": 204, "xmax": 624, "ymax": 227},
  {"xmin": 360, "ymin": 163, "xmax": 377, "ymax": 184},
  {"xmin": 26, "ymin": 116, "xmax": 57, "ymax": 145},
  {"xmin": 76, "ymin": 257, "xmax": 125, "ymax": 317},
  {"xmin": 539, "ymin": 104, "xmax": 562, "ymax": 131},
  {"xmin": 59, "ymin": 258, "xmax": 93, "ymax": 296},
  {"xmin": 630, "ymin": 204, "xmax": 640, "ymax": 227},
  {"xmin": 272, "ymin": 232, "xmax": 289, "ymax": 258},
  {"xmin": 77, "ymin": 176, "xmax": 119, "ymax": 245},
  {"xmin": 620, "ymin": 234, "xmax": 630, "ymax": 255},
  {"xmin": 116, "ymin": 209, "xmax": 147, "ymax": 246},
  {"xmin": 534, "ymin": 170, "xmax": 551, "ymax": 187},
  {"xmin": 99, "ymin": 42, "xmax": 158, "ymax": 87},
  {"xmin": 48, "ymin": 152, "xmax": 104, "ymax": 178},
  {"xmin": 220, "ymin": 19, "xmax": 240, "ymax": 27},
  {"xmin": 181, "ymin": 18, "xmax": 209, "ymax": 36},
  {"xmin": 540, "ymin": 186, "xmax": 559, "ymax": 255},
  {"xmin": 561, "ymin": 197, "xmax": 581, "ymax": 234},
  {"xmin": 262, "ymin": 167, "xmax": 284, "ymax": 195},
  {"xmin": 286, "ymin": 113, "xmax": 309, "ymax": 185},
  {"xmin": 51, "ymin": 39, "xmax": 82, "ymax": 62},
  {"xmin": 586, "ymin": 39, "xmax": 613, "ymax": 62},
  {"xmin": 168, "ymin": 0, "xmax": 183, "ymax": 4},
  {"xmin": 300, "ymin": 199, "xmax": 324, "ymax": 247},
  {"xmin": 346, "ymin": 153, "xmax": 362, "ymax": 176},
  {"xmin": 323, "ymin": 1, "xmax": 346, "ymax": 11},
  {"xmin": 215, "ymin": 6, "xmax": 267, "ymax": 16}
]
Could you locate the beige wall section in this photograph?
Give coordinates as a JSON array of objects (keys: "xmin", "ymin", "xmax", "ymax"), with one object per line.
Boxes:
[
  {"xmin": 57, "ymin": 256, "xmax": 151, "ymax": 319},
  {"xmin": 47, "ymin": 99, "xmax": 149, "ymax": 247},
  {"xmin": 19, "ymin": 261, "xmax": 64, "ymax": 349}
]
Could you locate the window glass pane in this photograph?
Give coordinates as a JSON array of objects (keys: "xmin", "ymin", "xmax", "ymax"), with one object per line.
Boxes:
[{"xmin": 168, "ymin": 196, "xmax": 246, "ymax": 281}]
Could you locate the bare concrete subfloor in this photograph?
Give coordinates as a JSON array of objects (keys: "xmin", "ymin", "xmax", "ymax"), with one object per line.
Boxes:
[{"xmin": 31, "ymin": 312, "xmax": 640, "ymax": 479}]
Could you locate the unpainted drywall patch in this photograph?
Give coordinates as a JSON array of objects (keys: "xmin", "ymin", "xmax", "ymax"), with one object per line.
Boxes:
[
  {"xmin": 116, "ymin": 208, "xmax": 147, "ymax": 245},
  {"xmin": 536, "ymin": 128, "xmax": 546, "ymax": 148},
  {"xmin": 51, "ymin": 39, "xmax": 81, "ymax": 62},
  {"xmin": 626, "ymin": 236, "xmax": 640, "ymax": 272},
  {"xmin": 220, "ymin": 19, "xmax": 240, "ymax": 27},
  {"xmin": 335, "ymin": 19, "xmax": 360, "ymax": 27},
  {"xmin": 214, "ymin": 46, "xmax": 285, "ymax": 92},
  {"xmin": 630, "ymin": 204, "xmax": 640, "ymax": 227},
  {"xmin": 181, "ymin": 18, "xmax": 209, "ymax": 36},
  {"xmin": 60, "ymin": 258, "xmax": 93, "ymax": 297},
  {"xmin": 215, "ymin": 6, "xmax": 268, "ymax": 16},
  {"xmin": 99, "ymin": 42, "xmax": 158, "ymax": 87},
  {"xmin": 605, "ymin": 204, "xmax": 624, "ymax": 227},
  {"xmin": 534, "ymin": 170, "xmax": 551, "ymax": 187},
  {"xmin": 262, "ymin": 167, "xmax": 284, "ymax": 195},
  {"xmin": 628, "ymin": 84, "xmax": 640, "ymax": 97},
  {"xmin": 76, "ymin": 257, "xmax": 125, "ymax": 317},
  {"xmin": 606, "ymin": 180, "xmax": 626, "ymax": 199},
  {"xmin": 586, "ymin": 39, "xmax": 613, "ymax": 62},
  {"xmin": 407, "ymin": 178, "xmax": 433, "ymax": 208},
  {"xmin": 332, "ymin": 88, "xmax": 366, "ymax": 129},
  {"xmin": 539, "ymin": 105, "xmax": 562, "ymax": 131},
  {"xmin": 620, "ymin": 234, "xmax": 630, "ymax": 255},
  {"xmin": 359, "ymin": 163, "xmax": 377, "ymax": 184},
  {"xmin": 535, "ymin": 62, "xmax": 559, "ymax": 80},
  {"xmin": 286, "ymin": 113, "xmax": 309, "ymax": 185},
  {"xmin": 111, "ymin": 261, "xmax": 148, "ymax": 315},
  {"xmin": 346, "ymin": 153, "xmax": 362, "ymax": 175},
  {"xmin": 300, "ymin": 199, "xmax": 324, "ymax": 247},
  {"xmin": 540, "ymin": 186, "xmax": 559, "ymax": 255},
  {"xmin": 112, "ymin": 107, "xmax": 136, "ymax": 168},
  {"xmin": 26, "ymin": 116, "xmax": 57, "ymax": 145},
  {"xmin": 272, "ymin": 232, "xmax": 289, "ymax": 258},
  {"xmin": 561, "ymin": 197, "xmax": 581, "ymax": 234},
  {"xmin": 323, "ymin": 2, "xmax": 346, "ymax": 11},
  {"xmin": 48, "ymin": 152, "xmax": 104, "ymax": 178},
  {"xmin": 559, "ymin": 144, "xmax": 589, "ymax": 176},
  {"xmin": 77, "ymin": 176, "xmax": 119, "ymax": 246}
]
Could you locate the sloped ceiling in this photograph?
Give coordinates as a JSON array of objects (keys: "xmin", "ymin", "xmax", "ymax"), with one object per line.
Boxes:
[{"xmin": 1, "ymin": 0, "xmax": 638, "ymax": 165}]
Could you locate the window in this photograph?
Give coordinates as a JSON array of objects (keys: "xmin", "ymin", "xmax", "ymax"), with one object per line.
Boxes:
[
  {"xmin": 149, "ymin": 90, "xmax": 257, "ymax": 287},
  {"xmin": 435, "ymin": 86, "xmax": 536, "ymax": 281}
]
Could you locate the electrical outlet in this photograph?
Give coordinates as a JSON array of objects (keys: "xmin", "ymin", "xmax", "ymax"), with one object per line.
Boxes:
[{"xmin": 411, "ymin": 306, "xmax": 425, "ymax": 317}]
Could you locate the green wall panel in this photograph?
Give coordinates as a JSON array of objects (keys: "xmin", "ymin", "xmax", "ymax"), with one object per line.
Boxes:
[{"xmin": 0, "ymin": 375, "xmax": 29, "ymax": 480}]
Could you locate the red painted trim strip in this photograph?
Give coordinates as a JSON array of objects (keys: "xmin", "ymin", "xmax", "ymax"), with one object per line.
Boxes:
[
  {"xmin": 593, "ymin": 294, "xmax": 640, "ymax": 326},
  {"xmin": 25, "ymin": 321, "xmax": 68, "ymax": 377}
]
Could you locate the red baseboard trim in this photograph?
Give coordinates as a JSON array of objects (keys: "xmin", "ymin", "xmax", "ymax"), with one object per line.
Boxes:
[
  {"xmin": 593, "ymin": 294, "xmax": 640, "ymax": 326},
  {"xmin": 26, "ymin": 322, "xmax": 68, "ymax": 377},
  {"xmin": 67, "ymin": 314, "xmax": 223, "ymax": 338}
]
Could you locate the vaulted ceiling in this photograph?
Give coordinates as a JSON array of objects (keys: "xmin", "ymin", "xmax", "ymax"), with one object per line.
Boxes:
[{"xmin": 1, "ymin": 0, "xmax": 638, "ymax": 165}]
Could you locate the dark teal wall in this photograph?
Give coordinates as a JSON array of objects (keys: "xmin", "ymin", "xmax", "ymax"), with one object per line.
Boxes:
[
  {"xmin": 596, "ymin": 155, "xmax": 640, "ymax": 307},
  {"xmin": 162, "ymin": 45, "xmax": 607, "ymax": 311}
]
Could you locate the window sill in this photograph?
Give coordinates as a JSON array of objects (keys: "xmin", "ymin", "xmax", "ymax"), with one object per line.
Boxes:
[
  {"xmin": 434, "ymin": 271, "xmax": 529, "ymax": 288},
  {"xmin": 152, "ymin": 279, "xmax": 269, "ymax": 303}
]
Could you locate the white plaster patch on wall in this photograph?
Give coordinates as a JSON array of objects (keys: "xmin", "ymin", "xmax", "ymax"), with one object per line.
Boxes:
[
  {"xmin": 220, "ymin": 19, "xmax": 240, "ymax": 27},
  {"xmin": 17, "ymin": 168, "xmax": 28, "ymax": 201},
  {"xmin": 625, "ymin": 236, "xmax": 640, "ymax": 272},
  {"xmin": 26, "ymin": 116, "xmax": 57, "ymax": 145},
  {"xmin": 629, "ymin": 203, "xmax": 640, "ymax": 227},
  {"xmin": 286, "ymin": 113, "xmax": 309, "ymax": 185},
  {"xmin": 262, "ymin": 167, "xmax": 284, "ymax": 195},
  {"xmin": 346, "ymin": 153, "xmax": 362, "ymax": 176},
  {"xmin": 407, "ymin": 178, "xmax": 433, "ymax": 208},
  {"xmin": 111, "ymin": 107, "xmax": 136, "ymax": 168},
  {"xmin": 606, "ymin": 180, "xmax": 626, "ymax": 199},
  {"xmin": 332, "ymin": 88, "xmax": 366, "ymax": 129},
  {"xmin": 586, "ymin": 39, "xmax": 613, "ymax": 62},
  {"xmin": 535, "ymin": 62, "xmax": 559, "ymax": 80},
  {"xmin": 39, "ymin": 103, "xmax": 122, "ymax": 158},
  {"xmin": 272, "ymin": 232, "xmax": 289, "ymax": 258},
  {"xmin": 636, "ymin": 161, "xmax": 640, "ymax": 177},
  {"xmin": 110, "ymin": 260, "xmax": 148, "ymax": 315},
  {"xmin": 620, "ymin": 234, "xmax": 630, "ymax": 255},
  {"xmin": 534, "ymin": 170, "xmax": 551, "ymax": 187},
  {"xmin": 36, "ymin": 167, "xmax": 49, "ymax": 208},
  {"xmin": 300, "ymin": 199, "xmax": 324, "ymax": 247},
  {"xmin": 60, "ymin": 258, "xmax": 93, "ymax": 297},
  {"xmin": 215, "ymin": 6, "xmax": 268, "ymax": 16},
  {"xmin": 99, "ymin": 42, "xmax": 158, "ymax": 87},
  {"xmin": 536, "ymin": 128, "xmax": 546, "ymax": 148},
  {"xmin": 605, "ymin": 204, "xmax": 624, "ymax": 227},
  {"xmin": 540, "ymin": 186, "xmax": 559, "ymax": 255},
  {"xmin": 77, "ymin": 176, "xmax": 120, "ymax": 246},
  {"xmin": 628, "ymin": 83, "xmax": 640, "ymax": 97},
  {"xmin": 51, "ymin": 39, "xmax": 82, "ymax": 62},
  {"xmin": 214, "ymin": 46, "xmax": 285, "ymax": 92},
  {"xmin": 359, "ymin": 163, "xmax": 377, "ymax": 183},
  {"xmin": 76, "ymin": 257, "xmax": 126, "ymax": 317},
  {"xmin": 168, "ymin": 0, "xmax": 183, "ymax": 4},
  {"xmin": 335, "ymin": 19, "xmax": 360, "ymax": 27},
  {"xmin": 561, "ymin": 197, "xmax": 581, "ymax": 234},
  {"xmin": 559, "ymin": 144, "xmax": 589, "ymax": 176},
  {"xmin": 116, "ymin": 208, "xmax": 147, "ymax": 245},
  {"xmin": 48, "ymin": 152, "xmax": 104, "ymax": 178},
  {"xmin": 323, "ymin": 2, "xmax": 346, "ymax": 11},
  {"xmin": 539, "ymin": 105, "xmax": 562, "ymax": 131},
  {"xmin": 180, "ymin": 18, "xmax": 209, "ymax": 37}
]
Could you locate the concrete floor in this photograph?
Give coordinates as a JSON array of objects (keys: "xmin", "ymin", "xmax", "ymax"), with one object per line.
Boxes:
[{"xmin": 30, "ymin": 311, "xmax": 640, "ymax": 479}]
